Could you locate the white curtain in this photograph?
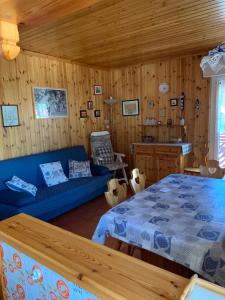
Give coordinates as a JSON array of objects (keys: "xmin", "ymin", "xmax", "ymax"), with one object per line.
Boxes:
[{"xmin": 208, "ymin": 77, "xmax": 225, "ymax": 166}]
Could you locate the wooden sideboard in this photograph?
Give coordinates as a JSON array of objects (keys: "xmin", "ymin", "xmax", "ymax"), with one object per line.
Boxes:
[
  {"xmin": 132, "ymin": 143, "xmax": 191, "ymax": 186},
  {"xmin": 0, "ymin": 213, "xmax": 188, "ymax": 300}
]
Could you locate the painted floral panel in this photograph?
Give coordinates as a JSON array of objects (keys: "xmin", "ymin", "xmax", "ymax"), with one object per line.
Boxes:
[{"xmin": 0, "ymin": 242, "xmax": 98, "ymax": 300}]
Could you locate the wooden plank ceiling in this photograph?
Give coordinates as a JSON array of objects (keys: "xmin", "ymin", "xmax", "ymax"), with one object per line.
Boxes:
[{"xmin": 0, "ymin": 0, "xmax": 225, "ymax": 67}]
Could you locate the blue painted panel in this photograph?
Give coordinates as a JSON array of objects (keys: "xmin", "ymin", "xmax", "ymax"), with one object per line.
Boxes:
[{"xmin": 187, "ymin": 284, "xmax": 225, "ymax": 300}]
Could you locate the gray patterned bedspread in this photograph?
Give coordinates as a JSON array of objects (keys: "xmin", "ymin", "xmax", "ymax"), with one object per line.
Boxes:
[{"xmin": 92, "ymin": 174, "xmax": 225, "ymax": 286}]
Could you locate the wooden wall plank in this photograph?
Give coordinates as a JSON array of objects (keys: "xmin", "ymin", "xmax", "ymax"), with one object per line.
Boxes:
[
  {"xmin": 0, "ymin": 52, "xmax": 109, "ymax": 160},
  {"xmin": 0, "ymin": 52, "xmax": 209, "ymax": 169},
  {"xmin": 110, "ymin": 55, "xmax": 210, "ymax": 169}
]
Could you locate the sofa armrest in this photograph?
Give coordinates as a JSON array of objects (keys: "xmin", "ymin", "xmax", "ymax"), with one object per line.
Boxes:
[{"xmin": 91, "ymin": 163, "xmax": 110, "ymax": 176}]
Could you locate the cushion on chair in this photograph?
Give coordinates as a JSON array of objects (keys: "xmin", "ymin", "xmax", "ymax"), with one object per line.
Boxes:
[
  {"xmin": 40, "ymin": 161, "xmax": 68, "ymax": 187},
  {"xmin": 104, "ymin": 162, "xmax": 128, "ymax": 171},
  {"xmin": 6, "ymin": 176, "xmax": 37, "ymax": 196},
  {"xmin": 69, "ymin": 160, "xmax": 92, "ymax": 179},
  {"xmin": 96, "ymin": 146, "xmax": 114, "ymax": 165}
]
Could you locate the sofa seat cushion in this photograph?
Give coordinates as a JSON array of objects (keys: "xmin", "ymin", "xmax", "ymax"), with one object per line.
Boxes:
[
  {"xmin": 0, "ymin": 189, "xmax": 36, "ymax": 207},
  {"xmin": 0, "ymin": 176, "xmax": 107, "ymax": 210},
  {"xmin": 35, "ymin": 176, "xmax": 102, "ymax": 202}
]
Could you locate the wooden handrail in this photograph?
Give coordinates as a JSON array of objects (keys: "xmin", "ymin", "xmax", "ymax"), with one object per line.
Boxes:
[{"xmin": 0, "ymin": 214, "xmax": 188, "ymax": 299}]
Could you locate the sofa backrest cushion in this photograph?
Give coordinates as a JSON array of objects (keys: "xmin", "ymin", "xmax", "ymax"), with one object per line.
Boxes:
[{"xmin": 0, "ymin": 145, "xmax": 88, "ymax": 190}]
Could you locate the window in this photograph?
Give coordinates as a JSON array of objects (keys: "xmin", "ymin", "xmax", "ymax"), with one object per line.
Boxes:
[{"xmin": 209, "ymin": 78, "xmax": 225, "ymax": 167}]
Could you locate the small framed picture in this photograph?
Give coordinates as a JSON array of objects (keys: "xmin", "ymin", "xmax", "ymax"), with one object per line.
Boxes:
[
  {"xmin": 170, "ymin": 98, "xmax": 178, "ymax": 106},
  {"xmin": 1, "ymin": 105, "xmax": 20, "ymax": 127},
  {"xmin": 147, "ymin": 100, "xmax": 154, "ymax": 109},
  {"xmin": 122, "ymin": 99, "xmax": 139, "ymax": 116},
  {"xmin": 80, "ymin": 110, "xmax": 87, "ymax": 118},
  {"xmin": 167, "ymin": 118, "xmax": 173, "ymax": 126},
  {"xmin": 94, "ymin": 110, "xmax": 101, "ymax": 117},
  {"xmin": 94, "ymin": 85, "xmax": 103, "ymax": 95},
  {"xmin": 87, "ymin": 100, "xmax": 93, "ymax": 110}
]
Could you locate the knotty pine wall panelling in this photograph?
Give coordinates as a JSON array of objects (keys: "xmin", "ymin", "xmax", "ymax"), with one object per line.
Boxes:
[
  {"xmin": 110, "ymin": 55, "xmax": 210, "ymax": 168},
  {"xmin": 0, "ymin": 52, "xmax": 209, "ymax": 168},
  {"xmin": 181, "ymin": 56, "xmax": 210, "ymax": 166},
  {"xmin": 0, "ymin": 52, "xmax": 110, "ymax": 160}
]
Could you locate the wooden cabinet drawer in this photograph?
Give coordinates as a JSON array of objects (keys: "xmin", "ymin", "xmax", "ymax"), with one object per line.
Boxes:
[
  {"xmin": 155, "ymin": 146, "xmax": 180, "ymax": 154},
  {"xmin": 134, "ymin": 144, "xmax": 154, "ymax": 155}
]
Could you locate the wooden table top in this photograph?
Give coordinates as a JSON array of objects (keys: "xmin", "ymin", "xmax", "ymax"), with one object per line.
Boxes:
[{"xmin": 0, "ymin": 213, "xmax": 188, "ymax": 300}]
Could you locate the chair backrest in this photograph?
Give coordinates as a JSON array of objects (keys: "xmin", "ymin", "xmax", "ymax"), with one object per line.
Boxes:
[
  {"xmin": 205, "ymin": 159, "xmax": 219, "ymax": 168},
  {"xmin": 90, "ymin": 131, "xmax": 114, "ymax": 165},
  {"xmin": 105, "ymin": 178, "xmax": 127, "ymax": 207},
  {"xmin": 200, "ymin": 165, "xmax": 225, "ymax": 179},
  {"xmin": 129, "ymin": 168, "xmax": 146, "ymax": 193}
]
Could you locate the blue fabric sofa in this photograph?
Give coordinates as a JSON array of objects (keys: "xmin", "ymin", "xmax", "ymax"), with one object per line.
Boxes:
[{"xmin": 0, "ymin": 146, "xmax": 111, "ymax": 221}]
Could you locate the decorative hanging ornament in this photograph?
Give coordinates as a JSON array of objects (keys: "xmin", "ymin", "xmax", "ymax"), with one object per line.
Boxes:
[
  {"xmin": 195, "ymin": 98, "xmax": 200, "ymax": 118},
  {"xmin": 180, "ymin": 92, "xmax": 185, "ymax": 111},
  {"xmin": 159, "ymin": 83, "xmax": 169, "ymax": 94}
]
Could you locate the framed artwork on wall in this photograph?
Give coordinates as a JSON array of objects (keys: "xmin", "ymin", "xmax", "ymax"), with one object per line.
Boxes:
[
  {"xmin": 33, "ymin": 87, "xmax": 68, "ymax": 119},
  {"xmin": 80, "ymin": 110, "xmax": 87, "ymax": 118},
  {"xmin": 122, "ymin": 99, "xmax": 139, "ymax": 116},
  {"xmin": 94, "ymin": 110, "xmax": 101, "ymax": 117},
  {"xmin": 94, "ymin": 85, "xmax": 103, "ymax": 95},
  {"xmin": 1, "ymin": 105, "xmax": 20, "ymax": 127},
  {"xmin": 87, "ymin": 100, "xmax": 93, "ymax": 110},
  {"xmin": 169, "ymin": 98, "xmax": 178, "ymax": 107}
]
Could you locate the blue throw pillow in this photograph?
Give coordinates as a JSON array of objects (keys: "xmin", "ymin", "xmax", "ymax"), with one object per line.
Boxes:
[
  {"xmin": 40, "ymin": 161, "xmax": 68, "ymax": 187},
  {"xmin": 6, "ymin": 176, "xmax": 37, "ymax": 197},
  {"xmin": 69, "ymin": 160, "xmax": 92, "ymax": 179}
]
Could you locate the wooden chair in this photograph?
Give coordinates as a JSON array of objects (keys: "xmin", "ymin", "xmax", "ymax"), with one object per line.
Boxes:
[
  {"xmin": 129, "ymin": 168, "xmax": 146, "ymax": 194},
  {"xmin": 90, "ymin": 131, "xmax": 128, "ymax": 183},
  {"xmin": 205, "ymin": 159, "xmax": 219, "ymax": 168},
  {"xmin": 105, "ymin": 179, "xmax": 128, "ymax": 253},
  {"xmin": 184, "ymin": 144, "xmax": 209, "ymax": 176},
  {"xmin": 200, "ymin": 163, "xmax": 225, "ymax": 179},
  {"xmin": 129, "ymin": 168, "xmax": 146, "ymax": 257},
  {"xmin": 105, "ymin": 178, "xmax": 127, "ymax": 207}
]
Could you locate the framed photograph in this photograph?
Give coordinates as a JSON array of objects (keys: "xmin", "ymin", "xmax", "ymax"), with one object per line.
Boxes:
[
  {"xmin": 94, "ymin": 85, "xmax": 103, "ymax": 95},
  {"xmin": 167, "ymin": 118, "xmax": 173, "ymax": 126},
  {"xmin": 147, "ymin": 100, "xmax": 154, "ymax": 109},
  {"xmin": 1, "ymin": 105, "xmax": 20, "ymax": 127},
  {"xmin": 80, "ymin": 110, "xmax": 87, "ymax": 118},
  {"xmin": 33, "ymin": 87, "xmax": 68, "ymax": 119},
  {"xmin": 87, "ymin": 100, "xmax": 93, "ymax": 110},
  {"xmin": 170, "ymin": 98, "xmax": 178, "ymax": 107},
  {"xmin": 94, "ymin": 110, "xmax": 101, "ymax": 117},
  {"xmin": 122, "ymin": 99, "xmax": 139, "ymax": 116}
]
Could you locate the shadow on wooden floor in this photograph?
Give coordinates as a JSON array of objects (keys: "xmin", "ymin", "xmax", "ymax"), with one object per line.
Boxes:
[{"xmin": 50, "ymin": 194, "xmax": 194, "ymax": 279}]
